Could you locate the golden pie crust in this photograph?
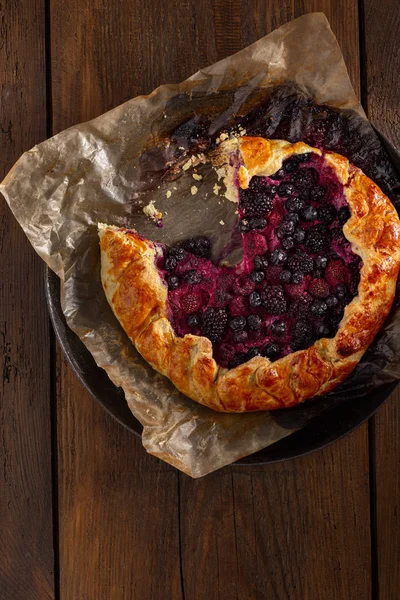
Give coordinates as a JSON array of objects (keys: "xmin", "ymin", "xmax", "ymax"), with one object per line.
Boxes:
[{"xmin": 99, "ymin": 137, "xmax": 400, "ymax": 412}]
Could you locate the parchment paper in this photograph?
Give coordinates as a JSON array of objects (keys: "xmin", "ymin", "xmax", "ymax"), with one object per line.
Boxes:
[{"xmin": 2, "ymin": 13, "xmax": 400, "ymax": 477}]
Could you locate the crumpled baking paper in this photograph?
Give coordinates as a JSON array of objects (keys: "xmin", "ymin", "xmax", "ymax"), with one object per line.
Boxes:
[{"xmin": 2, "ymin": 13, "xmax": 400, "ymax": 477}]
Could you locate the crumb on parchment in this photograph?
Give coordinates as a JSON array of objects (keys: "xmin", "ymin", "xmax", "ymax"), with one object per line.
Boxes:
[
  {"xmin": 166, "ymin": 190, "xmax": 172, "ymax": 198},
  {"xmin": 143, "ymin": 201, "xmax": 163, "ymax": 226},
  {"xmin": 213, "ymin": 184, "xmax": 221, "ymax": 195},
  {"xmin": 192, "ymin": 173, "xmax": 202, "ymax": 181},
  {"xmin": 219, "ymin": 220, "xmax": 225, "ymax": 225},
  {"xmin": 191, "ymin": 186, "xmax": 198, "ymax": 195}
]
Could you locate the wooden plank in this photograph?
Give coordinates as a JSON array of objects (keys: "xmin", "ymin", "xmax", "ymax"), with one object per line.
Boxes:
[
  {"xmin": 0, "ymin": 1, "xmax": 55, "ymax": 599},
  {"xmin": 50, "ymin": 0, "xmax": 372, "ymax": 597},
  {"xmin": 179, "ymin": 2, "xmax": 371, "ymax": 598},
  {"xmin": 363, "ymin": 0, "xmax": 400, "ymax": 596}
]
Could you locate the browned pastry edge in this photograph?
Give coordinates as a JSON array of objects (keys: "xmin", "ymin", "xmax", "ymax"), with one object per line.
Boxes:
[{"xmin": 99, "ymin": 137, "xmax": 400, "ymax": 412}]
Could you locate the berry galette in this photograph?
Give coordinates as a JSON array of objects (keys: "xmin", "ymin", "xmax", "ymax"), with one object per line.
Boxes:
[{"xmin": 99, "ymin": 137, "xmax": 400, "ymax": 412}]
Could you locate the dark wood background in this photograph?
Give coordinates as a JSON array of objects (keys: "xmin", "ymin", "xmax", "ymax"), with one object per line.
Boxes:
[{"xmin": 1, "ymin": 1, "xmax": 399, "ymax": 598}]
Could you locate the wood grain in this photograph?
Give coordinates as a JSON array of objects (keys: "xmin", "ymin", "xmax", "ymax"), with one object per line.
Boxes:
[
  {"xmin": 0, "ymin": 1, "xmax": 54, "ymax": 599},
  {"xmin": 49, "ymin": 0, "xmax": 374, "ymax": 598},
  {"xmin": 364, "ymin": 0, "xmax": 400, "ymax": 596}
]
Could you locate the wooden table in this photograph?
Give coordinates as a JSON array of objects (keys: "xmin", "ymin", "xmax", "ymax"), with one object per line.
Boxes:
[{"xmin": 1, "ymin": 1, "xmax": 399, "ymax": 598}]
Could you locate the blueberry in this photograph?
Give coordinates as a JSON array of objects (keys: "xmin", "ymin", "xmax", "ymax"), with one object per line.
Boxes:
[
  {"xmin": 271, "ymin": 320, "xmax": 286, "ymax": 336},
  {"xmin": 239, "ymin": 219, "xmax": 250, "ymax": 232},
  {"xmin": 249, "ymin": 290, "xmax": 262, "ymax": 307},
  {"xmin": 268, "ymin": 184, "xmax": 278, "ymax": 195},
  {"xmin": 164, "ymin": 256, "xmax": 177, "ymax": 270},
  {"xmin": 310, "ymin": 185, "xmax": 326, "ymax": 202},
  {"xmin": 271, "ymin": 168, "xmax": 286, "ymax": 180},
  {"xmin": 185, "ymin": 270, "xmax": 202, "ymax": 285},
  {"xmin": 292, "ymin": 271, "xmax": 304, "ymax": 284},
  {"xmin": 297, "ymin": 153, "xmax": 312, "ymax": 163},
  {"xmin": 167, "ymin": 275, "xmax": 180, "ymax": 290},
  {"xmin": 282, "ymin": 236, "xmax": 295, "ymax": 250},
  {"xmin": 229, "ymin": 316, "xmax": 246, "ymax": 331},
  {"xmin": 283, "ymin": 157, "xmax": 300, "ymax": 173},
  {"xmin": 315, "ymin": 256, "xmax": 328, "ymax": 270},
  {"xmin": 279, "ymin": 269, "xmax": 292, "ymax": 283},
  {"xmin": 293, "ymin": 228, "xmax": 306, "ymax": 244},
  {"xmin": 248, "ymin": 314, "xmax": 262, "ymax": 331},
  {"xmin": 338, "ymin": 206, "xmax": 351, "ymax": 224},
  {"xmin": 277, "ymin": 182, "xmax": 295, "ymax": 197},
  {"xmin": 228, "ymin": 352, "xmax": 247, "ymax": 369},
  {"xmin": 253, "ymin": 255, "xmax": 269, "ymax": 269},
  {"xmin": 286, "ymin": 197, "xmax": 305, "ymax": 213},
  {"xmin": 285, "ymin": 212, "xmax": 300, "ymax": 225},
  {"xmin": 277, "ymin": 220, "xmax": 295, "ymax": 239},
  {"xmin": 186, "ymin": 314, "xmax": 200, "ymax": 328},
  {"xmin": 249, "ymin": 218, "xmax": 267, "ymax": 230},
  {"xmin": 246, "ymin": 347, "xmax": 260, "ymax": 360},
  {"xmin": 336, "ymin": 283, "xmax": 347, "ymax": 299},
  {"xmin": 250, "ymin": 269, "xmax": 265, "ymax": 283},
  {"xmin": 261, "ymin": 342, "xmax": 281, "ymax": 360},
  {"xmin": 233, "ymin": 330, "xmax": 248, "ymax": 343},
  {"xmin": 301, "ymin": 205, "xmax": 318, "ymax": 221},
  {"xmin": 326, "ymin": 295, "xmax": 339, "ymax": 308},
  {"xmin": 317, "ymin": 323, "xmax": 330, "ymax": 337},
  {"xmin": 270, "ymin": 248, "xmax": 287, "ymax": 266},
  {"xmin": 310, "ymin": 299, "xmax": 328, "ymax": 318}
]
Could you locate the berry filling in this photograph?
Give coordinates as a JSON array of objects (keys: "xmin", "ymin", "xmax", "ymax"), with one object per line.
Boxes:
[{"xmin": 157, "ymin": 151, "xmax": 362, "ymax": 369}]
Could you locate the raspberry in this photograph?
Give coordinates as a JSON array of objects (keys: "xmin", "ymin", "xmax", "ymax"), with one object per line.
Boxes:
[
  {"xmin": 305, "ymin": 224, "xmax": 331, "ymax": 253},
  {"xmin": 309, "ymin": 278, "xmax": 330, "ymax": 299},
  {"xmin": 318, "ymin": 205, "xmax": 337, "ymax": 224},
  {"xmin": 233, "ymin": 276, "xmax": 255, "ymax": 296},
  {"xmin": 180, "ymin": 292, "xmax": 202, "ymax": 314},
  {"xmin": 229, "ymin": 295, "xmax": 248, "ymax": 316},
  {"xmin": 201, "ymin": 308, "xmax": 228, "ymax": 343},
  {"xmin": 264, "ymin": 265, "xmax": 283, "ymax": 283},
  {"xmin": 325, "ymin": 259, "xmax": 348, "ymax": 286},
  {"xmin": 263, "ymin": 286, "xmax": 287, "ymax": 315},
  {"xmin": 214, "ymin": 288, "xmax": 233, "ymax": 307},
  {"xmin": 287, "ymin": 250, "xmax": 313, "ymax": 274}
]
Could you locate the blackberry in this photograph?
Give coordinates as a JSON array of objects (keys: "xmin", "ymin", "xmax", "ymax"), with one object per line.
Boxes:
[
  {"xmin": 277, "ymin": 220, "xmax": 295, "ymax": 239},
  {"xmin": 228, "ymin": 352, "xmax": 247, "ymax": 369},
  {"xmin": 293, "ymin": 228, "xmax": 306, "ymax": 244},
  {"xmin": 286, "ymin": 196, "xmax": 305, "ymax": 213},
  {"xmin": 185, "ymin": 270, "xmax": 202, "ymax": 285},
  {"xmin": 271, "ymin": 320, "xmax": 287, "ymax": 336},
  {"xmin": 164, "ymin": 256, "xmax": 177, "ymax": 270},
  {"xmin": 338, "ymin": 206, "xmax": 351, "ymax": 224},
  {"xmin": 249, "ymin": 217, "xmax": 267, "ymax": 230},
  {"xmin": 248, "ymin": 176, "xmax": 268, "ymax": 193},
  {"xmin": 291, "ymin": 319, "xmax": 314, "ymax": 350},
  {"xmin": 186, "ymin": 314, "xmax": 200, "ymax": 328},
  {"xmin": 315, "ymin": 256, "xmax": 328, "ymax": 270},
  {"xmin": 305, "ymin": 224, "xmax": 331, "ymax": 253},
  {"xmin": 277, "ymin": 182, "xmax": 295, "ymax": 197},
  {"xmin": 239, "ymin": 219, "xmax": 250, "ymax": 232},
  {"xmin": 201, "ymin": 308, "xmax": 228, "ymax": 343},
  {"xmin": 289, "ymin": 294, "xmax": 313, "ymax": 319},
  {"xmin": 229, "ymin": 316, "xmax": 246, "ymax": 331},
  {"xmin": 169, "ymin": 246, "xmax": 186, "ymax": 262},
  {"xmin": 280, "ymin": 269, "xmax": 292, "ymax": 283},
  {"xmin": 310, "ymin": 185, "xmax": 326, "ymax": 202},
  {"xmin": 263, "ymin": 286, "xmax": 287, "ymax": 315},
  {"xmin": 301, "ymin": 205, "xmax": 318, "ymax": 221},
  {"xmin": 246, "ymin": 348, "xmax": 260, "ymax": 360},
  {"xmin": 287, "ymin": 250, "xmax": 313, "ymax": 274},
  {"xmin": 249, "ymin": 290, "xmax": 262, "ymax": 307},
  {"xmin": 233, "ymin": 330, "xmax": 248, "ymax": 343},
  {"xmin": 310, "ymin": 299, "xmax": 328, "ymax": 318},
  {"xmin": 285, "ymin": 212, "xmax": 300, "ymax": 225},
  {"xmin": 241, "ymin": 191, "xmax": 273, "ymax": 218},
  {"xmin": 270, "ymin": 248, "xmax": 288, "ymax": 266},
  {"xmin": 180, "ymin": 236, "xmax": 211, "ymax": 259},
  {"xmin": 318, "ymin": 205, "xmax": 337, "ymax": 224},
  {"xmin": 248, "ymin": 314, "xmax": 262, "ymax": 331},
  {"xmin": 250, "ymin": 269, "xmax": 265, "ymax": 284},
  {"xmin": 294, "ymin": 167, "xmax": 319, "ymax": 188},
  {"xmin": 253, "ymin": 254, "xmax": 269, "ymax": 269},
  {"xmin": 282, "ymin": 236, "xmax": 295, "ymax": 250},
  {"xmin": 261, "ymin": 342, "xmax": 281, "ymax": 360},
  {"xmin": 292, "ymin": 271, "xmax": 304, "ymax": 284},
  {"xmin": 167, "ymin": 275, "xmax": 180, "ymax": 290}
]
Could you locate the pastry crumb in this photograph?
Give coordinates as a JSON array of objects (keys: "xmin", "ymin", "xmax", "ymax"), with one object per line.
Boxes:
[
  {"xmin": 166, "ymin": 190, "xmax": 172, "ymax": 198},
  {"xmin": 191, "ymin": 185, "xmax": 198, "ymax": 195},
  {"xmin": 219, "ymin": 220, "xmax": 225, "ymax": 225},
  {"xmin": 192, "ymin": 173, "xmax": 202, "ymax": 181},
  {"xmin": 213, "ymin": 184, "xmax": 221, "ymax": 195},
  {"xmin": 143, "ymin": 201, "xmax": 163, "ymax": 226},
  {"xmin": 235, "ymin": 209, "xmax": 239, "ymax": 215}
]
